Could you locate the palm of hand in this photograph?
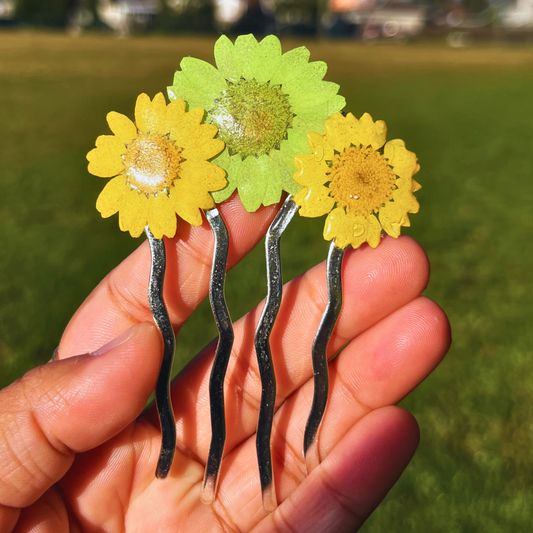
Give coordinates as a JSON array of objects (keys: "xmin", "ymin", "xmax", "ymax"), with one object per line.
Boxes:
[{"xmin": 0, "ymin": 199, "xmax": 449, "ymax": 533}]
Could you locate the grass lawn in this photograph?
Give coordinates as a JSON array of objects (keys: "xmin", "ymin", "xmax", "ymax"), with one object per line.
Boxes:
[{"xmin": 1, "ymin": 30, "xmax": 532, "ymax": 531}]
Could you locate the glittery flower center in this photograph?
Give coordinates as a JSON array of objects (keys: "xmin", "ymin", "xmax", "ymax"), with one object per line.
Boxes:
[
  {"xmin": 329, "ymin": 145, "xmax": 396, "ymax": 217},
  {"xmin": 123, "ymin": 133, "xmax": 182, "ymax": 195},
  {"xmin": 209, "ymin": 79, "xmax": 293, "ymax": 159}
]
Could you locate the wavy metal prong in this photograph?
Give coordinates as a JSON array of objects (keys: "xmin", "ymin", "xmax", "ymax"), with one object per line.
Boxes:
[
  {"xmin": 303, "ymin": 240, "xmax": 345, "ymax": 474},
  {"xmin": 146, "ymin": 227, "xmax": 177, "ymax": 479},
  {"xmin": 201, "ymin": 208, "xmax": 234, "ymax": 504},
  {"xmin": 254, "ymin": 195, "xmax": 299, "ymax": 512}
]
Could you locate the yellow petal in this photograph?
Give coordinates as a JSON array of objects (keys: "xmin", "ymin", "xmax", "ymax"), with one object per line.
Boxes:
[
  {"xmin": 118, "ymin": 189, "xmax": 149, "ymax": 238},
  {"xmin": 348, "ymin": 214, "xmax": 368, "ymax": 249},
  {"xmin": 384, "ymin": 139, "xmax": 419, "ymax": 181},
  {"xmin": 147, "ymin": 193, "xmax": 177, "ymax": 239},
  {"xmin": 87, "ymin": 135, "xmax": 126, "ymax": 177},
  {"xmin": 352, "ymin": 113, "xmax": 387, "ymax": 150},
  {"xmin": 335, "ymin": 211, "xmax": 357, "ymax": 249},
  {"xmin": 393, "ymin": 176, "xmax": 420, "ymax": 214},
  {"xmin": 135, "ymin": 93, "xmax": 167, "ymax": 135},
  {"xmin": 323, "ymin": 207, "xmax": 346, "ymax": 242},
  {"xmin": 169, "ymin": 107, "xmax": 205, "ymax": 148},
  {"xmin": 182, "ymin": 138, "xmax": 225, "ymax": 162},
  {"xmin": 324, "ymin": 112, "xmax": 355, "ymax": 153},
  {"xmin": 412, "ymin": 178, "xmax": 422, "ymax": 192},
  {"xmin": 165, "ymin": 98, "xmax": 186, "ymax": 131},
  {"xmin": 379, "ymin": 201, "xmax": 405, "ymax": 239},
  {"xmin": 96, "ymin": 176, "xmax": 128, "ymax": 218},
  {"xmin": 106, "ymin": 111, "xmax": 137, "ymax": 142},
  {"xmin": 292, "ymin": 155, "xmax": 330, "ymax": 187},
  {"xmin": 294, "ymin": 185, "xmax": 334, "ymax": 218},
  {"xmin": 179, "ymin": 160, "xmax": 227, "ymax": 192},
  {"xmin": 366, "ymin": 214, "xmax": 382, "ymax": 248},
  {"xmin": 171, "ymin": 180, "xmax": 213, "ymax": 226},
  {"xmin": 307, "ymin": 131, "xmax": 334, "ymax": 161}
]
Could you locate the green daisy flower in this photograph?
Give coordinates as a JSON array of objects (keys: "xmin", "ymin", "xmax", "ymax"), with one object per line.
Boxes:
[{"xmin": 168, "ymin": 34, "xmax": 346, "ymax": 212}]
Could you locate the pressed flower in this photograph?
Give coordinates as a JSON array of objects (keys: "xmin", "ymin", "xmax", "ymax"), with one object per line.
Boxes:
[
  {"xmin": 87, "ymin": 92, "xmax": 226, "ymax": 239},
  {"xmin": 293, "ymin": 112, "xmax": 421, "ymax": 249},
  {"xmin": 168, "ymin": 34, "xmax": 345, "ymax": 212}
]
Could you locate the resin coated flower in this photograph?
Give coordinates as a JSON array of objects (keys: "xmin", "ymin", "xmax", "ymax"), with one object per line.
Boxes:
[
  {"xmin": 87, "ymin": 93, "xmax": 226, "ymax": 239},
  {"xmin": 168, "ymin": 34, "xmax": 345, "ymax": 212},
  {"xmin": 293, "ymin": 112, "xmax": 421, "ymax": 249}
]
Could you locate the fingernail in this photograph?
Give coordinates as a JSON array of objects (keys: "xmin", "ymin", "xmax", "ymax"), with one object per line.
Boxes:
[{"xmin": 89, "ymin": 323, "xmax": 141, "ymax": 356}]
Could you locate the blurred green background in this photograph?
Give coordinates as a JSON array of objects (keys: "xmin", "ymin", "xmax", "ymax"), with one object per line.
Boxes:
[{"xmin": 1, "ymin": 31, "xmax": 532, "ymax": 530}]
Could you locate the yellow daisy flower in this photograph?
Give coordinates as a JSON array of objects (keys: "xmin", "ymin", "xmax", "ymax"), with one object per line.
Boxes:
[
  {"xmin": 293, "ymin": 112, "xmax": 421, "ymax": 249},
  {"xmin": 87, "ymin": 92, "xmax": 226, "ymax": 239}
]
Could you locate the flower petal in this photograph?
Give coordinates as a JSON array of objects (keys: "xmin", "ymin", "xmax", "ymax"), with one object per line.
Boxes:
[
  {"xmin": 253, "ymin": 34, "xmax": 282, "ymax": 84},
  {"xmin": 211, "ymin": 151, "xmax": 239, "ymax": 203},
  {"xmin": 87, "ymin": 135, "xmax": 126, "ymax": 177},
  {"xmin": 379, "ymin": 201, "xmax": 405, "ymax": 239},
  {"xmin": 384, "ymin": 139, "xmax": 420, "ymax": 181},
  {"xmin": 180, "ymin": 160, "xmax": 227, "ymax": 191},
  {"xmin": 289, "ymin": 81, "xmax": 342, "ymax": 114},
  {"xmin": 283, "ymin": 61, "xmax": 327, "ymax": 100},
  {"xmin": 118, "ymin": 189, "xmax": 149, "ymax": 238},
  {"xmin": 351, "ymin": 113, "xmax": 387, "ymax": 150},
  {"xmin": 307, "ymin": 131, "xmax": 334, "ymax": 161},
  {"xmin": 237, "ymin": 156, "xmax": 265, "ymax": 212},
  {"xmin": 169, "ymin": 107, "xmax": 204, "ymax": 148},
  {"xmin": 262, "ymin": 153, "xmax": 285, "ymax": 206},
  {"xmin": 234, "ymin": 34, "xmax": 259, "ymax": 80},
  {"xmin": 214, "ymin": 34, "xmax": 242, "ymax": 83},
  {"xmin": 171, "ymin": 180, "xmax": 212, "ymax": 226},
  {"xmin": 106, "ymin": 112, "xmax": 137, "ymax": 142},
  {"xmin": 135, "ymin": 93, "xmax": 167, "ymax": 135},
  {"xmin": 165, "ymin": 98, "xmax": 186, "ymax": 130},
  {"xmin": 366, "ymin": 214, "xmax": 382, "ymax": 248},
  {"xmin": 178, "ymin": 57, "xmax": 227, "ymax": 108},
  {"xmin": 293, "ymin": 155, "xmax": 330, "ymax": 187},
  {"xmin": 294, "ymin": 184, "xmax": 334, "ymax": 218},
  {"xmin": 96, "ymin": 176, "xmax": 128, "ymax": 218},
  {"xmin": 148, "ymin": 193, "xmax": 177, "ymax": 239},
  {"xmin": 270, "ymin": 46, "xmax": 311, "ymax": 87}
]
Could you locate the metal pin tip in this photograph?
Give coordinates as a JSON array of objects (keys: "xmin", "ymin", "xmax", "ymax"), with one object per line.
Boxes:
[
  {"xmin": 200, "ymin": 475, "xmax": 217, "ymax": 505},
  {"xmin": 262, "ymin": 484, "xmax": 278, "ymax": 513},
  {"xmin": 304, "ymin": 441, "xmax": 321, "ymax": 476},
  {"xmin": 155, "ymin": 449, "xmax": 174, "ymax": 479}
]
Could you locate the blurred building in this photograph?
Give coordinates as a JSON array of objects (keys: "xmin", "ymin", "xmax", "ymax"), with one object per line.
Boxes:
[{"xmin": 327, "ymin": 0, "xmax": 426, "ymax": 40}]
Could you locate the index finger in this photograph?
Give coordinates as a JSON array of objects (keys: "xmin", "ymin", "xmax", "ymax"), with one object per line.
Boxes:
[{"xmin": 57, "ymin": 195, "xmax": 279, "ymax": 359}]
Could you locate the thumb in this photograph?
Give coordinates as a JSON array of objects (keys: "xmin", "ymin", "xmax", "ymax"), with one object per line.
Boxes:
[{"xmin": 0, "ymin": 322, "xmax": 162, "ymax": 509}]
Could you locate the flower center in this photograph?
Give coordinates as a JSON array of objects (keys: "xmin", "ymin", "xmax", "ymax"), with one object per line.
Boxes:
[
  {"xmin": 123, "ymin": 133, "xmax": 182, "ymax": 195},
  {"xmin": 209, "ymin": 79, "xmax": 293, "ymax": 159},
  {"xmin": 328, "ymin": 145, "xmax": 396, "ymax": 217}
]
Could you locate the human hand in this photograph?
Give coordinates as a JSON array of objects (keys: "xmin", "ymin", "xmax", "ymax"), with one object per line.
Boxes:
[{"xmin": 0, "ymin": 195, "xmax": 450, "ymax": 532}]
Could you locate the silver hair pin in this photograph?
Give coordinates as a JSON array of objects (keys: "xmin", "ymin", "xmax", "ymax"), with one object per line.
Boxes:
[
  {"xmin": 303, "ymin": 241, "xmax": 345, "ymax": 473},
  {"xmin": 146, "ymin": 227, "xmax": 177, "ymax": 479},
  {"xmin": 201, "ymin": 207, "xmax": 234, "ymax": 504},
  {"xmin": 254, "ymin": 195, "xmax": 299, "ymax": 512}
]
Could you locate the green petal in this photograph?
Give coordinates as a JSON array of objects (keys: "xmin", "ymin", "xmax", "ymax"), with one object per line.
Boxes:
[
  {"xmin": 238, "ymin": 156, "xmax": 266, "ymax": 212},
  {"xmin": 252, "ymin": 35, "xmax": 282, "ymax": 84},
  {"xmin": 211, "ymin": 150, "xmax": 238, "ymax": 203},
  {"xmin": 270, "ymin": 46, "xmax": 311, "ymax": 87},
  {"xmin": 282, "ymin": 61, "xmax": 328, "ymax": 99},
  {"xmin": 168, "ymin": 71, "xmax": 214, "ymax": 111},
  {"xmin": 180, "ymin": 57, "xmax": 227, "ymax": 95},
  {"xmin": 293, "ymin": 96, "xmax": 346, "ymax": 124},
  {"xmin": 234, "ymin": 34, "xmax": 259, "ymax": 81},
  {"xmin": 259, "ymin": 153, "xmax": 282, "ymax": 207},
  {"xmin": 289, "ymin": 81, "xmax": 342, "ymax": 113},
  {"xmin": 269, "ymin": 150, "xmax": 301, "ymax": 198},
  {"xmin": 214, "ymin": 35, "xmax": 242, "ymax": 83},
  {"xmin": 168, "ymin": 58, "xmax": 226, "ymax": 111},
  {"xmin": 283, "ymin": 128, "xmax": 309, "ymax": 155}
]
